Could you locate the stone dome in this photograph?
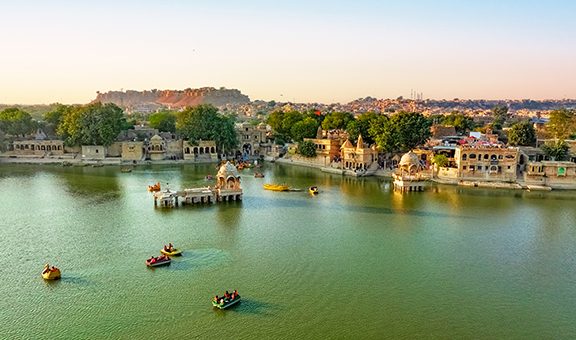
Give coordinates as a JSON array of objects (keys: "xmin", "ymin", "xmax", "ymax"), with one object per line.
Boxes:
[
  {"xmin": 217, "ymin": 161, "xmax": 240, "ymax": 179},
  {"xmin": 399, "ymin": 151, "xmax": 420, "ymax": 167}
]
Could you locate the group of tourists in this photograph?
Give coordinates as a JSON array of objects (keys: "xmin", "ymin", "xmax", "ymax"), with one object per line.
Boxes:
[
  {"xmin": 148, "ymin": 255, "xmax": 169, "ymax": 264},
  {"xmin": 42, "ymin": 264, "xmax": 58, "ymax": 274},
  {"xmin": 163, "ymin": 243, "xmax": 174, "ymax": 252},
  {"xmin": 213, "ymin": 290, "xmax": 239, "ymax": 305}
]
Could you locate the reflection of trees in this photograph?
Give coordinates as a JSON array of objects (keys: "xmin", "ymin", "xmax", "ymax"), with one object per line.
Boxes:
[{"xmin": 53, "ymin": 166, "xmax": 121, "ymax": 201}]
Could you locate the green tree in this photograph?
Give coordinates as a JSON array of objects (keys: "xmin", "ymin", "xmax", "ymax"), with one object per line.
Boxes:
[
  {"xmin": 298, "ymin": 140, "xmax": 316, "ymax": 157},
  {"xmin": 0, "ymin": 107, "xmax": 35, "ymax": 136},
  {"xmin": 148, "ymin": 110, "xmax": 176, "ymax": 133},
  {"xmin": 491, "ymin": 105, "xmax": 509, "ymax": 130},
  {"xmin": 321, "ymin": 111, "xmax": 354, "ymax": 131},
  {"xmin": 546, "ymin": 108, "xmax": 575, "ymax": 140},
  {"xmin": 541, "ymin": 140, "xmax": 569, "ymax": 161},
  {"xmin": 43, "ymin": 103, "xmax": 68, "ymax": 127},
  {"xmin": 432, "ymin": 154, "xmax": 449, "ymax": 168},
  {"xmin": 507, "ymin": 121, "xmax": 536, "ymax": 146},
  {"xmin": 346, "ymin": 112, "xmax": 378, "ymax": 145},
  {"xmin": 369, "ymin": 111, "xmax": 431, "ymax": 152},
  {"xmin": 281, "ymin": 111, "xmax": 304, "ymax": 138},
  {"xmin": 176, "ymin": 104, "xmax": 238, "ymax": 154},
  {"xmin": 291, "ymin": 117, "xmax": 319, "ymax": 142},
  {"xmin": 441, "ymin": 111, "xmax": 475, "ymax": 134},
  {"xmin": 56, "ymin": 103, "xmax": 126, "ymax": 146}
]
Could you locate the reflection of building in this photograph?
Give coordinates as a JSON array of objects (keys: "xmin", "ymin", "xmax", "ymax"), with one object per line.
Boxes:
[{"xmin": 183, "ymin": 140, "xmax": 218, "ymax": 162}]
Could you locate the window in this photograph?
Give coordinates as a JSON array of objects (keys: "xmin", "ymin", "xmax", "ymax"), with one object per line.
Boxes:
[
  {"xmin": 463, "ymin": 166, "xmax": 467, "ymax": 170},
  {"xmin": 462, "ymin": 154, "xmax": 467, "ymax": 160},
  {"xmin": 470, "ymin": 165, "xmax": 475, "ymax": 171},
  {"xmin": 498, "ymin": 155, "xmax": 503, "ymax": 160},
  {"xmin": 484, "ymin": 154, "xmax": 489, "ymax": 160},
  {"xmin": 469, "ymin": 154, "xmax": 476, "ymax": 159}
]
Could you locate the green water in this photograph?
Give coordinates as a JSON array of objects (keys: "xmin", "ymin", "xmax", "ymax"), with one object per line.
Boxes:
[{"xmin": 1, "ymin": 163, "xmax": 575, "ymax": 339}]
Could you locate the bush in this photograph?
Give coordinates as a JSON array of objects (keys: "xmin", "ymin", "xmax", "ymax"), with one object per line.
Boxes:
[{"xmin": 298, "ymin": 140, "xmax": 316, "ymax": 157}]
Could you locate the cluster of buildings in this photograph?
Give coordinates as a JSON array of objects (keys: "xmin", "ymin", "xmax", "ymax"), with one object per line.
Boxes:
[{"xmin": 2, "ymin": 122, "xmax": 277, "ymax": 164}]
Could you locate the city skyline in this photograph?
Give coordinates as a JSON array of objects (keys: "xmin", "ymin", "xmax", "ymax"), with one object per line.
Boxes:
[{"xmin": 1, "ymin": 0, "xmax": 575, "ymax": 104}]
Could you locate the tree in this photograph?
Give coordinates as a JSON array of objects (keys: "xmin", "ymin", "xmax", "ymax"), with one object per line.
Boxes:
[
  {"xmin": 176, "ymin": 104, "xmax": 238, "ymax": 154},
  {"xmin": 298, "ymin": 140, "xmax": 316, "ymax": 157},
  {"xmin": 369, "ymin": 111, "xmax": 431, "ymax": 152},
  {"xmin": 0, "ymin": 107, "xmax": 35, "ymax": 136},
  {"xmin": 507, "ymin": 121, "xmax": 536, "ymax": 146},
  {"xmin": 432, "ymin": 154, "xmax": 449, "ymax": 168},
  {"xmin": 546, "ymin": 108, "xmax": 575, "ymax": 140},
  {"xmin": 291, "ymin": 117, "xmax": 319, "ymax": 142},
  {"xmin": 346, "ymin": 112, "xmax": 378, "ymax": 145},
  {"xmin": 148, "ymin": 110, "xmax": 176, "ymax": 133},
  {"xmin": 56, "ymin": 103, "xmax": 127, "ymax": 146},
  {"xmin": 441, "ymin": 111, "xmax": 475, "ymax": 134},
  {"xmin": 321, "ymin": 111, "xmax": 354, "ymax": 131},
  {"xmin": 541, "ymin": 140, "xmax": 569, "ymax": 161},
  {"xmin": 491, "ymin": 105, "xmax": 509, "ymax": 130}
]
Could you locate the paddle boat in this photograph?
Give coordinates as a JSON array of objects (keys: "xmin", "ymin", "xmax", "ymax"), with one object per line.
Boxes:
[
  {"xmin": 42, "ymin": 264, "xmax": 61, "ymax": 280},
  {"xmin": 263, "ymin": 183, "xmax": 289, "ymax": 191},
  {"xmin": 212, "ymin": 290, "xmax": 241, "ymax": 309},
  {"xmin": 148, "ymin": 182, "xmax": 161, "ymax": 192},
  {"xmin": 160, "ymin": 244, "xmax": 182, "ymax": 256},
  {"xmin": 309, "ymin": 186, "xmax": 319, "ymax": 195},
  {"xmin": 145, "ymin": 255, "xmax": 171, "ymax": 267}
]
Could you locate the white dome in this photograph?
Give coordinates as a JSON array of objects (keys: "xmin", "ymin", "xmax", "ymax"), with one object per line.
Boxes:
[
  {"xmin": 217, "ymin": 161, "xmax": 239, "ymax": 179},
  {"xmin": 399, "ymin": 152, "xmax": 420, "ymax": 167}
]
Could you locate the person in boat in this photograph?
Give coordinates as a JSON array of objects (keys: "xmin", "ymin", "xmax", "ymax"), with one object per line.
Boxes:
[
  {"xmin": 150, "ymin": 256, "xmax": 156, "ymax": 264},
  {"xmin": 50, "ymin": 266, "xmax": 56, "ymax": 272},
  {"xmin": 224, "ymin": 291, "xmax": 230, "ymax": 299},
  {"xmin": 163, "ymin": 245, "xmax": 169, "ymax": 252},
  {"xmin": 43, "ymin": 264, "xmax": 50, "ymax": 275},
  {"xmin": 213, "ymin": 295, "xmax": 219, "ymax": 302},
  {"xmin": 168, "ymin": 243, "xmax": 173, "ymax": 252}
]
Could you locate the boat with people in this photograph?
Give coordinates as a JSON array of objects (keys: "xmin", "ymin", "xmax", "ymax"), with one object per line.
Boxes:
[
  {"xmin": 145, "ymin": 255, "xmax": 171, "ymax": 267},
  {"xmin": 309, "ymin": 186, "xmax": 319, "ymax": 195},
  {"xmin": 160, "ymin": 243, "xmax": 182, "ymax": 256},
  {"xmin": 42, "ymin": 264, "xmax": 61, "ymax": 280},
  {"xmin": 263, "ymin": 183, "xmax": 289, "ymax": 191},
  {"xmin": 205, "ymin": 175, "xmax": 213, "ymax": 180},
  {"xmin": 148, "ymin": 182, "xmax": 161, "ymax": 192},
  {"xmin": 212, "ymin": 290, "xmax": 241, "ymax": 309},
  {"xmin": 254, "ymin": 172, "xmax": 264, "ymax": 178}
]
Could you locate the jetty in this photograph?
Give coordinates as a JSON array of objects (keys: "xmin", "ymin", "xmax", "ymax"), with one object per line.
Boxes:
[{"xmin": 153, "ymin": 161, "xmax": 242, "ymax": 207}]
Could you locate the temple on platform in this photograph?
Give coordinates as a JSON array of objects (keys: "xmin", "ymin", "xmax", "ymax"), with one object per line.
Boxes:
[{"xmin": 153, "ymin": 161, "xmax": 242, "ymax": 207}]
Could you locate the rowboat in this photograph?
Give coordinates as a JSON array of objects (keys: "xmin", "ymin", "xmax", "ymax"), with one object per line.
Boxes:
[
  {"xmin": 212, "ymin": 292, "xmax": 241, "ymax": 309},
  {"xmin": 145, "ymin": 255, "xmax": 171, "ymax": 267},
  {"xmin": 263, "ymin": 183, "xmax": 289, "ymax": 191},
  {"xmin": 42, "ymin": 265, "xmax": 61, "ymax": 280}
]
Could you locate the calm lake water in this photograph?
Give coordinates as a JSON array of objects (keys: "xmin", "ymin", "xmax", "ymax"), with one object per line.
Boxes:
[{"xmin": 0, "ymin": 163, "xmax": 575, "ymax": 339}]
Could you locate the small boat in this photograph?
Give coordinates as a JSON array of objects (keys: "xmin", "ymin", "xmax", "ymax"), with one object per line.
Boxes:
[
  {"xmin": 212, "ymin": 291, "xmax": 241, "ymax": 309},
  {"xmin": 263, "ymin": 183, "xmax": 289, "ymax": 191},
  {"xmin": 160, "ymin": 246, "xmax": 182, "ymax": 256},
  {"xmin": 148, "ymin": 182, "xmax": 161, "ymax": 192},
  {"xmin": 254, "ymin": 172, "xmax": 264, "ymax": 178},
  {"xmin": 121, "ymin": 167, "xmax": 132, "ymax": 173},
  {"xmin": 42, "ymin": 264, "xmax": 61, "ymax": 280},
  {"xmin": 145, "ymin": 255, "xmax": 171, "ymax": 267},
  {"xmin": 309, "ymin": 186, "xmax": 319, "ymax": 195}
]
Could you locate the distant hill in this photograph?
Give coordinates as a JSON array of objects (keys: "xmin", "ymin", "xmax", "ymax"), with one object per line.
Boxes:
[{"xmin": 93, "ymin": 87, "xmax": 250, "ymax": 112}]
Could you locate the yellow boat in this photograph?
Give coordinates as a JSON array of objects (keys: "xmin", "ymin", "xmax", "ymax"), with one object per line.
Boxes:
[
  {"xmin": 263, "ymin": 183, "xmax": 289, "ymax": 191},
  {"xmin": 160, "ymin": 248, "xmax": 182, "ymax": 256},
  {"xmin": 309, "ymin": 186, "xmax": 319, "ymax": 195},
  {"xmin": 42, "ymin": 265, "xmax": 61, "ymax": 280}
]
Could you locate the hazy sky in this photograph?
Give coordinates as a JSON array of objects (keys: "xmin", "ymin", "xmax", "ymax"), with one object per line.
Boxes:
[{"xmin": 1, "ymin": 0, "xmax": 575, "ymax": 104}]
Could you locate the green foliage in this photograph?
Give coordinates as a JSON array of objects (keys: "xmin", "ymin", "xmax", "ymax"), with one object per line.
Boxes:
[
  {"xmin": 441, "ymin": 111, "xmax": 475, "ymax": 134},
  {"xmin": 56, "ymin": 103, "xmax": 127, "ymax": 146},
  {"xmin": 0, "ymin": 107, "xmax": 35, "ymax": 136},
  {"xmin": 176, "ymin": 104, "xmax": 238, "ymax": 153},
  {"xmin": 541, "ymin": 140, "xmax": 570, "ymax": 161},
  {"xmin": 432, "ymin": 154, "xmax": 449, "ymax": 168},
  {"xmin": 491, "ymin": 105, "xmax": 509, "ymax": 130},
  {"xmin": 148, "ymin": 110, "xmax": 176, "ymax": 133},
  {"xmin": 298, "ymin": 140, "xmax": 316, "ymax": 157},
  {"xmin": 291, "ymin": 117, "xmax": 319, "ymax": 142},
  {"xmin": 346, "ymin": 112, "xmax": 378, "ymax": 145},
  {"xmin": 43, "ymin": 104, "xmax": 68, "ymax": 127},
  {"xmin": 321, "ymin": 111, "xmax": 354, "ymax": 131},
  {"xmin": 369, "ymin": 111, "xmax": 431, "ymax": 152},
  {"xmin": 546, "ymin": 108, "xmax": 575, "ymax": 140},
  {"xmin": 507, "ymin": 121, "xmax": 536, "ymax": 146}
]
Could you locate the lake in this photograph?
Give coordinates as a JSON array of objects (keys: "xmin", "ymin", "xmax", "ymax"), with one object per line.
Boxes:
[{"xmin": 0, "ymin": 163, "xmax": 575, "ymax": 339}]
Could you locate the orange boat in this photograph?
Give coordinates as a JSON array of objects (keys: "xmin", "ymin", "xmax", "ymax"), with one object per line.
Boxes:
[{"xmin": 148, "ymin": 182, "xmax": 161, "ymax": 192}]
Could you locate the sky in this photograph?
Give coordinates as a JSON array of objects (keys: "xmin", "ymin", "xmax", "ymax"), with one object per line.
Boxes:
[{"xmin": 1, "ymin": 0, "xmax": 576, "ymax": 104}]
